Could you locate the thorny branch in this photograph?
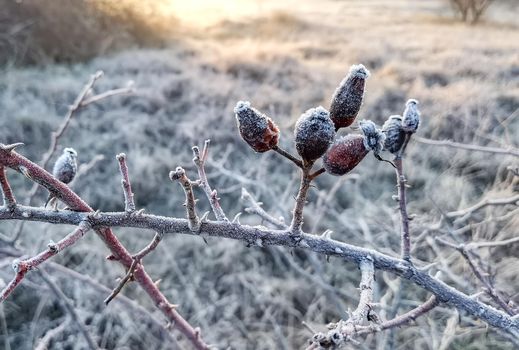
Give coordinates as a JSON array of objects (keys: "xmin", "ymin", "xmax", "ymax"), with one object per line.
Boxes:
[
  {"xmin": 192, "ymin": 140, "xmax": 228, "ymax": 222},
  {"xmin": 0, "ymin": 166, "xmax": 16, "ymax": 209},
  {"xmin": 170, "ymin": 167, "xmax": 201, "ymax": 232},
  {"xmin": 117, "ymin": 153, "xmax": 136, "ymax": 213},
  {"xmin": 395, "ymin": 157, "xmax": 412, "ymax": 263},
  {"xmin": 435, "ymin": 237, "xmax": 514, "ymax": 315}
]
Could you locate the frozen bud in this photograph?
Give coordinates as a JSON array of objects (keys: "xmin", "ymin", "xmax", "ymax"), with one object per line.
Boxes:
[
  {"xmin": 359, "ymin": 120, "xmax": 385, "ymax": 155},
  {"xmin": 329, "ymin": 64, "xmax": 370, "ymax": 130},
  {"xmin": 52, "ymin": 147, "xmax": 78, "ymax": 184},
  {"xmin": 294, "ymin": 106, "xmax": 335, "ymax": 162},
  {"xmin": 402, "ymin": 99, "xmax": 420, "ymax": 133},
  {"xmin": 234, "ymin": 101, "xmax": 279, "ymax": 153},
  {"xmin": 323, "ymin": 134, "xmax": 368, "ymax": 176},
  {"xmin": 382, "ymin": 115, "xmax": 406, "ymax": 154}
]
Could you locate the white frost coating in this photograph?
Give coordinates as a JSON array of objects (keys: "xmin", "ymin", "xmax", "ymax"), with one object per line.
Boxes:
[
  {"xmin": 359, "ymin": 120, "xmax": 385, "ymax": 153},
  {"xmin": 299, "ymin": 240, "xmax": 310, "ymax": 248},
  {"xmin": 22, "ymin": 211, "xmax": 29, "ymax": 218},
  {"xmin": 349, "ymin": 64, "xmax": 370, "ymax": 79},
  {"xmin": 402, "ymin": 98, "xmax": 421, "ymax": 133},
  {"xmin": 234, "ymin": 100, "xmax": 251, "ymax": 114},
  {"xmin": 334, "ymin": 247, "xmax": 343, "ymax": 254},
  {"xmin": 255, "ymin": 238, "xmax": 264, "ymax": 247}
]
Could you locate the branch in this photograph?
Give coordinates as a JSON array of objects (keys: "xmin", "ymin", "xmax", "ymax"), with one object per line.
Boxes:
[
  {"xmin": 394, "ymin": 157, "xmax": 412, "ymax": 262},
  {"xmin": 0, "ymin": 166, "xmax": 16, "ymax": 209},
  {"xmin": 169, "ymin": 167, "xmax": 201, "ymax": 232},
  {"xmin": 446, "ymin": 194, "xmax": 519, "ymax": 219},
  {"xmin": 192, "ymin": 140, "xmax": 228, "ymax": 222},
  {"xmin": 38, "ymin": 270, "xmax": 100, "ymax": 350},
  {"xmin": 308, "ymin": 257, "xmax": 375, "ymax": 347},
  {"xmin": 290, "ymin": 163, "xmax": 313, "ymax": 234},
  {"xmin": 34, "ymin": 317, "xmax": 70, "ymax": 350},
  {"xmin": 116, "ymin": 153, "xmax": 136, "ymax": 213},
  {"xmin": 0, "ymin": 221, "xmax": 91, "ymax": 302},
  {"xmin": 1, "ymin": 205, "xmax": 517, "ymax": 340},
  {"xmin": 414, "ymin": 136, "xmax": 519, "ymax": 158},
  {"xmin": 241, "ymin": 188, "xmax": 286, "ymax": 229},
  {"xmin": 436, "ymin": 237, "xmax": 514, "ymax": 315},
  {"xmin": 272, "ymin": 146, "xmax": 303, "ymax": 168},
  {"xmin": 0, "ymin": 147, "xmax": 210, "ymax": 350},
  {"xmin": 104, "ymin": 232, "xmax": 163, "ymax": 305}
]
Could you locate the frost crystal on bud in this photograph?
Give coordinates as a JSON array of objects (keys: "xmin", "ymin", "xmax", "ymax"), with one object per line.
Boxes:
[
  {"xmin": 234, "ymin": 101, "xmax": 279, "ymax": 153},
  {"xmin": 53, "ymin": 147, "xmax": 78, "ymax": 184},
  {"xmin": 359, "ymin": 120, "xmax": 385, "ymax": 154},
  {"xmin": 382, "ymin": 115, "xmax": 406, "ymax": 154},
  {"xmin": 402, "ymin": 99, "xmax": 420, "ymax": 133},
  {"xmin": 329, "ymin": 64, "xmax": 370, "ymax": 130},
  {"xmin": 323, "ymin": 134, "xmax": 368, "ymax": 176},
  {"xmin": 294, "ymin": 106, "xmax": 335, "ymax": 162}
]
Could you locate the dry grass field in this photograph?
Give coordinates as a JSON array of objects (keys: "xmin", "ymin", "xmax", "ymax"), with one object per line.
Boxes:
[{"xmin": 0, "ymin": 0, "xmax": 518, "ymax": 349}]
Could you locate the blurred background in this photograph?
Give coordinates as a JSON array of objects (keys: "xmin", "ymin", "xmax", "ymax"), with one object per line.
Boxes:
[{"xmin": 0, "ymin": 0, "xmax": 518, "ymax": 349}]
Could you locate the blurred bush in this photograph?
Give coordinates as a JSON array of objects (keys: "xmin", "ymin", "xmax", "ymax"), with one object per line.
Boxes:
[{"xmin": 0, "ymin": 0, "xmax": 176, "ymax": 66}]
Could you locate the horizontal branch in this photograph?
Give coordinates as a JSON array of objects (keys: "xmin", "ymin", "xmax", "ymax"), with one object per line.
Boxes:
[
  {"xmin": 447, "ymin": 194, "xmax": 519, "ymax": 219},
  {"xmin": 414, "ymin": 136, "xmax": 519, "ymax": 158},
  {"xmin": 1, "ymin": 204, "xmax": 518, "ymax": 339}
]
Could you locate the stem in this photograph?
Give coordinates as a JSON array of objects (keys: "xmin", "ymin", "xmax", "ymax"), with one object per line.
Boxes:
[
  {"xmin": 0, "ymin": 166, "xmax": 16, "ymax": 209},
  {"xmin": 117, "ymin": 153, "xmax": 136, "ymax": 213},
  {"xmin": 273, "ymin": 146, "xmax": 303, "ymax": 168},
  {"xmin": 290, "ymin": 164, "xmax": 313, "ymax": 234},
  {"xmin": 395, "ymin": 157, "xmax": 411, "ymax": 263},
  {"xmin": 170, "ymin": 167, "xmax": 201, "ymax": 232}
]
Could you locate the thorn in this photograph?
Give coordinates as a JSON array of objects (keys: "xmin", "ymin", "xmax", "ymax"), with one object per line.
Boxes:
[
  {"xmin": 18, "ymin": 166, "xmax": 31, "ymax": 180},
  {"xmin": 392, "ymin": 195, "xmax": 399, "ymax": 202},
  {"xmin": 232, "ymin": 212, "xmax": 242, "ymax": 224},
  {"xmin": 320, "ymin": 229, "xmax": 333, "ymax": 239},
  {"xmin": 154, "ymin": 279, "xmax": 162, "ymax": 287},
  {"xmin": 132, "ymin": 208, "xmax": 145, "ymax": 217},
  {"xmin": 202, "ymin": 236, "xmax": 208, "ymax": 245},
  {"xmin": 1, "ymin": 142, "xmax": 24, "ymax": 152},
  {"xmin": 200, "ymin": 211, "xmax": 210, "ymax": 222}
]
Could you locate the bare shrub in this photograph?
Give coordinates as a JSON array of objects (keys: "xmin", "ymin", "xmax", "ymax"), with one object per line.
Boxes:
[{"xmin": 448, "ymin": 0, "xmax": 495, "ymax": 23}]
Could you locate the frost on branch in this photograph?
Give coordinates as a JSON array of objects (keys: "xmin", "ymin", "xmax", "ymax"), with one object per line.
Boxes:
[
  {"xmin": 329, "ymin": 64, "xmax": 370, "ymax": 130},
  {"xmin": 294, "ymin": 106, "xmax": 335, "ymax": 162},
  {"xmin": 234, "ymin": 100, "xmax": 279, "ymax": 152}
]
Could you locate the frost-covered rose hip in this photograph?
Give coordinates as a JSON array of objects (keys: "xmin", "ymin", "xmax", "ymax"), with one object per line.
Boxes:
[
  {"xmin": 234, "ymin": 101, "xmax": 279, "ymax": 152},
  {"xmin": 329, "ymin": 64, "xmax": 370, "ymax": 130},
  {"xmin": 382, "ymin": 115, "xmax": 405, "ymax": 154},
  {"xmin": 402, "ymin": 99, "xmax": 420, "ymax": 133},
  {"xmin": 323, "ymin": 134, "xmax": 368, "ymax": 176},
  {"xmin": 294, "ymin": 106, "xmax": 335, "ymax": 162}
]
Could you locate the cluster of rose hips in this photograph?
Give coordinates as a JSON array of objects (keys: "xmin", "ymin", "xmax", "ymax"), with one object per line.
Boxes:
[{"xmin": 234, "ymin": 64, "xmax": 420, "ymax": 174}]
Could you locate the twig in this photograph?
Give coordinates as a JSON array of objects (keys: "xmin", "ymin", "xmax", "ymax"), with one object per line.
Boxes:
[
  {"xmin": 105, "ymin": 232, "xmax": 163, "ymax": 305},
  {"xmin": 272, "ymin": 146, "xmax": 303, "ymax": 168},
  {"xmin": 241, "ymin": 188, "xmax": 286, "ymax": 229},
  {"xmin": 308, "ymin": 257, "xmax": 375, "ymax": 348},
  {"xmin": 435, "ymin": 237, "xmax": 514, "ymax": 315},
  {"xmin": 170, "ymin": 167, "xmax": 201, "ymax": 232},
  {"xmin": 395, "ymin": 157, "xmax": 412, "ymax": 263},
  {"xmin": 0, "ymin": 221, "xmax": 91, "ymax": 302},
  {"xmin": 34, "ymin": 317, "xmax": 70, "ymax": 350},
  {"xmin": 446, "ymin": 194, "xmax": 519, "ymax": 219},
  {"xmin": 192, "ymin": 140, "xmax": 228, "ymax": 222},
  {"xmin": 0, "ymin": 166, "xmax": 16, "ymax": 209},
  {"xmin": 290, "ymin": 163, "xmax": 314, "ymax": 234},
  {"xmin": 38, "ymin": 270, "xmax": 100, "ymax": 350},
  {"xmin": 414, "ymin": 136, "xmax": 519, "ymax": 158},
  {"xmin": 466, "ymin": 236, "xmax": 519, "ymax": 250},
  {"xmin": 309, "ymin": 167, "xmax": 326, "ymax": 180},
  {"xmin": 116, "ymin": 153, "xmax": 136, "ymax": 213}
]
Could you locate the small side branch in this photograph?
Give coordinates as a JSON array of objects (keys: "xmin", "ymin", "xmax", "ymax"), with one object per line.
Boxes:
[
  {"xmin": 105, "ymin": 232, "xmax": 163, "ymax": 305},
  {"xmin": 192, "ymin": 140, "xmax": 228, "ymax": 222},
  {"xmin": 0, "ymin": 166, "xmax": 16, "ymax": 209},
  {"xmin": 447, "ymin": 194, "xmax": 519, "ymax": 219},
  {"xmin": 436, "ymin": 237, "xmax": 514, "ymax": 315},
  {"xmin": 395, "ymin": 157, "xmax": 411, "ymax": 263},
  {"xmin": 0, "ymin": 221, "xmax": 91, "ymax": 302},
  {"xmin": 170, "ymin": 167, "xmax": 201, "ymax": 232},
  {"xmin": 309, "ymin": 257, "xmax": 375, "ymax": 348},
  {"xmin": 116, "ymin": 153, "xmax": 136, "ymax": 213},
  {"xmin": 414, "ymin": 136, "xmax": 519, "ymax": 158},
  {"xmin": 241, "ymin": 188, "xmax": 286, "ymax": 229},
  {"xmin": 290, "ymin": 164, "xmax": 313, "ymax": 234},
  {"xmin": 272, "ymin": 146, "xmax": 303, "ymax": 168}
]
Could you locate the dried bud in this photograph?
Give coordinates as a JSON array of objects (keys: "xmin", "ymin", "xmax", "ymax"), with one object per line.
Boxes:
[
  {"xmin": 329, "ymin": 64, "xmax": 370, "ymax": 130},
  {"xmin": 52, "ymin": 147, "xmax": 78, "ymax": 184},
  {"xmin": 359, "ymin": 120, "xmax": 385, "ymax": 155},
  {"xmin": 294, "ymin": 106, "xmax": 335, "ymax": 162},
  {"xmin": 234, "ymin": 101, "xmax": 279, "ymax": 153},
  {"xmin": 323, "ymin": 134, "xmax": 368, "ymax": 176},
  {"xmin": 402, "ymin": 99, "xmax": 420, "ymax": 133},
  {"xmin": 382, "ymin": 115, "xmax": 406, "ymax": 154}
]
